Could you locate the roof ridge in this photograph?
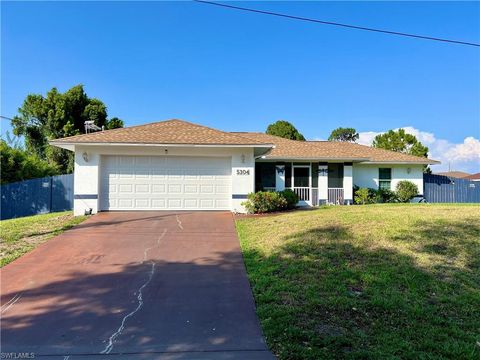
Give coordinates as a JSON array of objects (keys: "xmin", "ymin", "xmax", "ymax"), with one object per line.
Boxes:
[{"xmin": 50, "ymin": 119, "xmax": 274, "ymax": 145}]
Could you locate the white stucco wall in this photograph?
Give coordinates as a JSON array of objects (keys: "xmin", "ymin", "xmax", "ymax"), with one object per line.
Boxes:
[
  {"xmin": 344, "ymin": 164, "xmax": 353, "ymax": 203},
  {"xmin": 317, "ymin": 164, "xmax": 328, "ymax": 203},
  {"xmin": 231, "ymin": 148, "xmax": 255, "ymax": 213},
  {"xmin": 353, "ymin": 164, "xmax": 424, "ymax": 194},
  {"xmin": 72, "ymin": 145, "xmax": 255, "ymax": 215},
  {"xmin": 74, "ymin": 149, "xmax": 100, "ymax": 216}
]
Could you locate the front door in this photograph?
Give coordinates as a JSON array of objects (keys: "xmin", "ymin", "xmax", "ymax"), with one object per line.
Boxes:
[{"xmin": 292, "ymin": 166, "xmax": 311, "ymax": 204}]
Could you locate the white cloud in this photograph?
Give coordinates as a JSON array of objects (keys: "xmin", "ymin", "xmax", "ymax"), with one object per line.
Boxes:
[{"xmin": 358, "ymin": 127, "xmax": 480, "ymax": 173}]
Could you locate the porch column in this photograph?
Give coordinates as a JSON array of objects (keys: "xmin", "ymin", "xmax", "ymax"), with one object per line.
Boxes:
[
  {"xmin": 344, "ymin": 163, "xmax": 353, "ymax": 204},
  {"xmin": 275, "ymin": 164, "xmax": 285, "ymax": 191},
  {"xmin": 318, "ymin": 163, "xmax": 328, "ymax": 204}
]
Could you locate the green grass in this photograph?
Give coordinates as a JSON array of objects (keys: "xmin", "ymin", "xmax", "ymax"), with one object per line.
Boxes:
[
  {"xmin": 0, "ymin": 211, "xmax": 87, "ymax": 267},
  {"xmin": 236, "ymin": 204, "xmax": 480, "ymax": 360}
]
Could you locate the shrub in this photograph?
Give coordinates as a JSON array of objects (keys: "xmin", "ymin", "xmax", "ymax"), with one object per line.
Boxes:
[
  {"xmin": 242, "ymin": 190, "xmax": 298, "ymax": 214},
  {"xmin": 396, "ymin": 181, "xmax": 419, "ymax": 202},
  {"xmin": 376, "ymin": 188, "xmax": 398, "ymax": 203},
  {"xmin": 279, "ymin": 189, "xmax": 299, "ymax": 209},
  {"xmin": 354, "ymin": 188, "xmax": 373, "ymax": 205},
  {"xmin": 0, "ymin": 140, "xmax": 59, "ymax": 184}
]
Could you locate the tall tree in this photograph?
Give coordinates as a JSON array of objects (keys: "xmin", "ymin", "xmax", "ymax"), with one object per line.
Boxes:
[
  {"xmin": 11, "ymin": 85, "xmax": 123, "ymax": 173},
  {"xmin": 373, "ymin": 129, "xmax": 431, "ymax": 172},
  {"xmin": 105, "ymin": 117, "xmax": 124, "ymax": 130},
  {"xmin": 372, "ymin": 129, "xmax": 428, "ymax": 157},
  {"xmin": 328, "ymin": 127, "xmax": 359, "ymax": 142},
  {"xmin": 266, "ymin": 120, "xmax": 305, "ymax": 141}
]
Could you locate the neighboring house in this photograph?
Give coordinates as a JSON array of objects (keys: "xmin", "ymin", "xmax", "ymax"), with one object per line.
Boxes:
[
  {"xmin": 50, "ymin": 119, "xmax": 439, "ymax": 215},
  {"xmin": 435, "ymin": 171, "xmax": 471, "ymax": 179},
  {"xmin": 462, "ymin": 172, "xmax": 480, "ymax": 181}
]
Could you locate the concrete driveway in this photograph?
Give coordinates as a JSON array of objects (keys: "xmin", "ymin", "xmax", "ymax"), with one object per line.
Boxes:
[{"xmin": 1, "ymin": 212, "xmax": 274, "ymax": 359}]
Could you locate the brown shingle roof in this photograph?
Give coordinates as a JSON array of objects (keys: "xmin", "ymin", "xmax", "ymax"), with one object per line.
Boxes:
[
  {"xmin": 435, "ymin": 171, "xmax": 473, "ymax": 178},
  {"xmin": 50, "ymin": 119, "xmax": 271, "ymax": 146},
  {"xmin": 50, "ymin": 119, "xmax": 439, "ymax": 164},
  {"xmin": 462, "ymin": 172, "xmax": 480, "ymax": 180},
  {"xmin": 233, "ymin": 132, "xmax": 439, "ymax": 164}
]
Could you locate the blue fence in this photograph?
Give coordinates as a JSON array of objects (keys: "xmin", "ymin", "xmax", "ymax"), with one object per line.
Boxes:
[
  {"xmin": 1, "ymin": 174, "xmax": 74, "ymax": 220},
  {"xmin": 424, "ymin": 174, "xmax": 480, "ymax": 203}
]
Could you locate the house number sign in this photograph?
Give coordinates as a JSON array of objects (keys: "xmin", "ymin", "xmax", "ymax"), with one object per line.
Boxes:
[{"xmin": 236, "ymin": 169, "xmax": 250, "ymax": 175}]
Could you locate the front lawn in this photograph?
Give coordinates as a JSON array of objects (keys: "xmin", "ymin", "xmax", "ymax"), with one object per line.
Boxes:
[
  {"xmin": 0, "ymin": 211, "xmax": 87, "ymax": 267},
  {"xmin": 236, "ymin": 204, "xmax": 480, "ymax": 359}
]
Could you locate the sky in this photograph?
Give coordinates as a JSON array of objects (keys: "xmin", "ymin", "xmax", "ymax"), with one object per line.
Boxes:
[{"xmin": 1, "ymin": 1, "xmax": 479, "ymax": 173}]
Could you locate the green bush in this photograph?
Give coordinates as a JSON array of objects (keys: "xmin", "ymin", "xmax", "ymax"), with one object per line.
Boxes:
[
  {"xmin": 354, "ymin": 188, "xmax": 374, "ymax": 205},
  {"xmin": 377, "ymin": 188, "xmax": 398, "ymax": 203},
  {"xmin": 396, "ymin": 180, "xmax": 419, "ymax": 202},
  {"xmin": 0, "ymin": 140, "xmax": 59, "ymax": 184},
  {"xmin": 279, "ymin": 189, "xmax": 299, "ymax": 209},
  {"xmin": 242, "ymin": 190, "xmax": 299, "ymax": 214}
]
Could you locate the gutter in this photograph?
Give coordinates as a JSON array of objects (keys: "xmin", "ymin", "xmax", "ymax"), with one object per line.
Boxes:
[{"xmin": 49, "ymin": 141, "xmax": 275, "ymax": 150}]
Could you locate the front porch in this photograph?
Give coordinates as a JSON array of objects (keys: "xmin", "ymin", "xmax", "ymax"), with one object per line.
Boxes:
[{"xmin": 255, "ymin": 162, "xmax": 353, "ymax": 206}]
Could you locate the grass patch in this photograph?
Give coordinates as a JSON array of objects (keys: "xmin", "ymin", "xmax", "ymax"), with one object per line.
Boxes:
[
  {"xmin": 236, "ymin": 204, "xmax": 480, "ymax": 359},
  {"xmin": 0, "ymin": 211, "xmax": 87, "ymax": 267}
]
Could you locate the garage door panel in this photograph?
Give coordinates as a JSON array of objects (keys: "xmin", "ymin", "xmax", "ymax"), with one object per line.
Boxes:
[
  {"xmin": 200, "ymin": 185, "xmax": 214, "ymax": 194},
  {"xmin": 118, "ymin": 199, "xmax": 134, "ymax": 208},
  {"xmin": 135, "ymin": 198, "xmax": 150, "ymax": 207},
  {"xmin": 151, "ymin": 199, "xmax": 166, "ymax": 208},
  {"xmin": 215, "ymin": 185, "xmax": 230, "ymax": 194},
  {"xmin": 101, "ymin": 155, "xmax": 231, "ymax": 210},
  {"xmin": 152, "ymin": 184, "xmax": 166, "ymax": 193},
  {"xmin": 184, "ymin": 184, "xmax": 198, "ymax": 194},
  {"xmin": 119, "ymin": 184, "xmax": 133, "ymax": 193},
  {"xmin": 167, "ymin": 199, "xmax": 182, "ymax": 208},
  {"xmin": 184, "ymin": 199, "xmax": 198, "ymax": 208},
  {"xmin": 216, "ymin": 199, "xmax": 231, "ymax": 208},
  {"xmin": 135, "ymin": 184, "xmax": 150, "ymax": 193}
]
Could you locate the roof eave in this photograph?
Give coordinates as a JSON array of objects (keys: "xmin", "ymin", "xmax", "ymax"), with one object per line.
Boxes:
[
  {"xmin": 257, "ymin": 156, "xmax": 370, "ymax": 162},
  {"xmin": 362, "ymin": 160, "xmax": 440, "ymax": 165},
  {"xmin": 49, "ymin": 141, "xmax": 274, "ymax": 150}
]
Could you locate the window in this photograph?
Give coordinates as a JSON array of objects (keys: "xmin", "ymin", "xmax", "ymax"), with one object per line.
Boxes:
[
  {"xmin": 328, "ymin": 163, "xmax": 344, "ymax": 188},
  {"xmin": 379, "ymin": 168, "xmax": 392, "ymax": 190},
  {"xmin": 255, "ymin": 163, "xmax": 275, "ymax": 191}
]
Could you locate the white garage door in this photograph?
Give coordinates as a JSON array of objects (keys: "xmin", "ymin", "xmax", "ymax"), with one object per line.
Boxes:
[{"xmin": 100, "ymin": 155, "xmax": 232, "ymax": 210}]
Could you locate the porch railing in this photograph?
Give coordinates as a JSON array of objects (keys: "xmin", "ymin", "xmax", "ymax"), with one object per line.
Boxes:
[
  {"xmin": 292, "ymin": 187, "xmax": 310, "ymax": 201},
  {"xmin": 328, "ymin": 188, "xmax": 344, "ymax": 205}
]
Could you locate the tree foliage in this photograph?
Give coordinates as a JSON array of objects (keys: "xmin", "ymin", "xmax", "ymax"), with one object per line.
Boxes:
[
  {"xmin": 328, "ymin": 127, "xmax": 359, "ymax": 142},
  {"xmin": 105, "ymin": 117, "xmax": 124, "ymax": 130},
  {"xmin": 11, "ymin": 85, "xmax": 123, "ymax": 173},
  {"xmin": 266, "ymin": 120, "xmax": 305, "ymax": 141},
  {"xmin": 373, "ymin": 129, "xmax": 430, "ymax": 173},
  {"xmin": 0, "ymin": 140, "xmax": 59, "ymax": 184},
  {"xmin": 372, "ymin": 129, "xmax": 428, "ymax": 157}
]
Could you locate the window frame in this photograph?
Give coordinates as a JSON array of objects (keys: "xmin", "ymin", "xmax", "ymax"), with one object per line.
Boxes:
[{"xmin": 378, "ymin": 168, "xmax": 392, "ymax": 190}]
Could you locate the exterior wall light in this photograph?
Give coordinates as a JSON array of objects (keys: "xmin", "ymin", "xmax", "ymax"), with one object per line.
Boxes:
[
  {"xmin": 241, "ymin": 154, "xmax": 246, "ymax": 164},
  {"xmin": 82, "ymin": 152, "xmax": 89, "ymax": 162}
]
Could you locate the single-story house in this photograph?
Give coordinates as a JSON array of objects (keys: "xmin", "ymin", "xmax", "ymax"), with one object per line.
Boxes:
[
  {"xmin": 435, "ymin": 171, "xmax": 472, "ymax": 179},
  {"xmin": 50, "ymin": 119, "xmax": 439, "ymax": 215},
  {"xmin": 459, "ymin": 172, "xmax": 480, "ymax": 182}
]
